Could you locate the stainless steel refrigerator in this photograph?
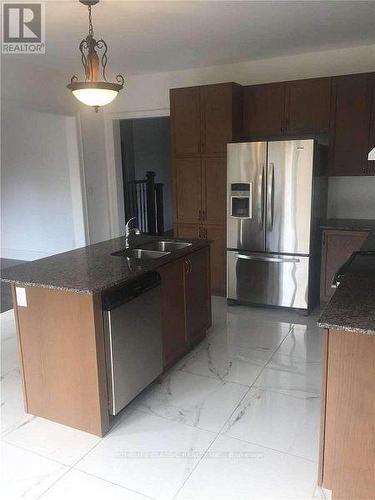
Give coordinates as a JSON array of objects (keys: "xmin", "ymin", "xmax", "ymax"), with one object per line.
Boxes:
[{"xmin": 227, "ymin": 139, "xmax": 327, "ymax": 311}]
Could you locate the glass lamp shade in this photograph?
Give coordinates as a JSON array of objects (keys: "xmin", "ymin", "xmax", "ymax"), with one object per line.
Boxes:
[
  {"xmin": 72, "ymin": 88, "xmax": 118, "ymax": 106},
  {"xmin": 368, "ymin": 147, "xmax": 375, "ymax": 161},
  {"xmin": 67, "ymin": 81, "xmax": 123, "ymax": 108}
]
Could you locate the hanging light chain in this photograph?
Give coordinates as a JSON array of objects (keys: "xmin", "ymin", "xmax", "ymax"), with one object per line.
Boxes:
[{"xmin": 88, "ymin": 4, "xmax": 94, "ymax": 36}]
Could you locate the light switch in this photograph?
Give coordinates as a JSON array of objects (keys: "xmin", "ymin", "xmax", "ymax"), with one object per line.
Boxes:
[{"xmin": 15, "ymin": 287, "xmax": 27, "ymax": 307}]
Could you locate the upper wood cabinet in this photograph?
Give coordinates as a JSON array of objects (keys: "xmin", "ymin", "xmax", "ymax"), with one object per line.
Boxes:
[
  {"xmin": 170, "ymin": 82, "xmax": 241, "ymax": 156},
  {"xmin": 202, "ymin": 157, "xmax": 226, "ymax": 225},
  {"xmin": 242, "ymin": 77, "xmax": 331, "ymax": 137},
  {"xmin": 285, "ymin": 78, "xmax": 331, "ymax": 133},
  {"xmin": 242, "ymin": 83, "xmax": 285, "ymax": 137},
  {"xmin": 174, "ymin": 158, "xmax": 202, "ymax": 223},
  {"xmin": 329, "ymin": 73, "xmax": 373, "ymax": 176},
  {"xmin": 170, "ymin": 87, "xmax": 201, "ymax": 156}
]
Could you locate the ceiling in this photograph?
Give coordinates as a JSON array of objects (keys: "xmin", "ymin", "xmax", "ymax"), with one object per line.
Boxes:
[{"xmin": 7, "ymin": 0, "xmax": 375, "ymax": 76}]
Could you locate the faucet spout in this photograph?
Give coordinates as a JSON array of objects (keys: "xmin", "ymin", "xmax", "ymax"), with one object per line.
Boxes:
[{"xmin": 125, "ymin": 217, "xmax": 141, "ymax": 248}]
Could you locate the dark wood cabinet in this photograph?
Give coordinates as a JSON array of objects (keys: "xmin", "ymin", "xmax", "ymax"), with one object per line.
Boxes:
[
  {"xmin": 175, "ymin": 223, "xmax": 200, "ymax": 240},
  {"xmin": 159, "ymin": 258, "xmax": 187, "ymax": 367},
  {"xmin": 285, "ymin": 78, "xmax": 331, "ymax": 133},
  {"xmin": 329, "ymin": 74, "xmax": 373, "ymax": 176},
  {"xmin": 201, "ymin": 84, "xmax": 236, "ymax": 155},
  {"xmin": 320, "ymin": 229, "xmax": 369, "ymax": 303},
  {"xmin": 205, "ymin": 225, "xmax": 226, "ymax": 296},
  {"xmin": 175, "ymin": 158, "xmax": 202, "ymax": 223},
  {"xmin": 243, "ymin": 78, "xmax": 331, "ymax": 137},
  {"xmin": 242, "ymin": 83, "xmax": 285, "ymax": 137},
  {"xmin": 202, "ymin": 157, "xmax": 226, "ymax": 226},
  {"xmin": 170, "ymin": 82, "xmax": 241, "ymax": 157},
  {"xmin": 185, "ymin": 247, "xmax": 211, "ymax": 343},
  {"xmin": 170, "ymin": 83, "xmax": 237, "ymax": 296},
  {"xmin": 170, "ymin": 87, "xmax": 201, "ymax": 156},
  {"xmin": 159, "ymin": 247, "xmax": 211, "ymax": 368}
]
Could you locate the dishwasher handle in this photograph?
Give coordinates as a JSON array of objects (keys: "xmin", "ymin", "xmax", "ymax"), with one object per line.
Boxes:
[{"xmin": 102, "ymin": 271, "xmax": 161, "ymax": 311}]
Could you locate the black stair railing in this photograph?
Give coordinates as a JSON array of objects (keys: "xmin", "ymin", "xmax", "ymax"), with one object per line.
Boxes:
[{"xmin": 124, "ymin": 171, "xmax": 164, "ymax": 235}]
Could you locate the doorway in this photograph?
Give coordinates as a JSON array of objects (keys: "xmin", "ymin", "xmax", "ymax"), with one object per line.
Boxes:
[{"xmin": 119, "ymin": 117, "xmax": 173, "ymax": 235}]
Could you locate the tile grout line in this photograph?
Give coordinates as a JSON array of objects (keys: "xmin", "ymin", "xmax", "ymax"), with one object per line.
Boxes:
[
  {"xmin": 172, "ymin": 321, "xmax": 302, "ymax": 499},
  {"xmin": 217, "ymin": 432, "xmax": 319, "ymax": 464}
]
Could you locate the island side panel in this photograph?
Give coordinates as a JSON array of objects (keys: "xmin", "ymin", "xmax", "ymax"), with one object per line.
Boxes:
[
  {"xmin": 12, "ymin": 285, "xmax": 109, "ymax": 436},
  {"xmin": 322, "ymin": 329, "xmax": 375, "ymax": 499}
]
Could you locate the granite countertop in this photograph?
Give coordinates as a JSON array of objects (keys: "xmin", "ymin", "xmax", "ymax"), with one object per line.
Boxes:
[
  {"xmin": 318, "ymin": 218, "xmax": 375, "ymax": 336},
  {"xmin": 0, "ymin": 235, "xmax": 210, "ymax": 294}
]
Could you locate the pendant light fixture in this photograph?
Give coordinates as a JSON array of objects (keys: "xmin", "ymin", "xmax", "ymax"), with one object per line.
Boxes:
[{"xmin": 67, "ymin": 0, "xmax": 124, "ymax": 112}]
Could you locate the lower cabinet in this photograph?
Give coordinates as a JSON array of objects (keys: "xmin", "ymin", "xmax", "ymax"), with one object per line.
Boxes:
[
  {"xmin": 320, "ymin": 229, "xmax": 369, "ymax": 303},
  {"xmin": 158, "ymin": 246, "xmax": 211, "ymax": 368},
  {"xmin": 175, "ymin": 223, "xmax": 226, "ymax": 296}
]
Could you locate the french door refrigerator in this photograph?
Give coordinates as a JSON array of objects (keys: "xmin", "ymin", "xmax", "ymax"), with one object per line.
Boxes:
[{"xmin": 227, "ymin": 139, "xmax": 325, "ymax": 311}]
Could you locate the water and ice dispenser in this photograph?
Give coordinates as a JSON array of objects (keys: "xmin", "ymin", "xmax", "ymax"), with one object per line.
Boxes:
[{"xmin": 230, "ymin": 182, "xmax": 252, "ymax": 219}]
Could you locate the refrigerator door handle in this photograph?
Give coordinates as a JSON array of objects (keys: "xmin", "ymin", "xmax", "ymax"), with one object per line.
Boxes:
[
  {"xmin": 257, "ymin": 164, "xmax": 264, "ymax": 227},
  {"xmin": 267, "ymin": 162, "xmax": 275, "ymax": 230},
  {"xmin": 237, "ymin": 253, "xmax": 300, "ymax": 264}
]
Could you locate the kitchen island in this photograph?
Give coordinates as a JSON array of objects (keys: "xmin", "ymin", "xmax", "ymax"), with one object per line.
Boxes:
[
  {"xmin": 317, "ymin": 220, "xmax": 375, "ymax": 500},
  {"xmin": 1, "ymin": 235, "xmax": 212, "ymax": 436}
]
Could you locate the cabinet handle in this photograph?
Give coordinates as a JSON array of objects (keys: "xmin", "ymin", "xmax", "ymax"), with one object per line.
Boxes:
[
  {"xmin": 184, "ymin": 258, "xmax": 192, "ymax": 273},
  {"xmin": 202, "ymin": 210, "xmax": 206, "ymax": 221},
  {"xmin": 184, "ymin": 259, "xmax": 189, "ymax": 274},
  {"xmin": 198, "ymin": 209, "xmax": 202, "ymax": 221}
]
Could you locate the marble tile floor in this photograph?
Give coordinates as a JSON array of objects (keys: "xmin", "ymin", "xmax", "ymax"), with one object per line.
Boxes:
[{"xmin": 0, "ymin": 298, "xmax": 327, "ymax": 500}]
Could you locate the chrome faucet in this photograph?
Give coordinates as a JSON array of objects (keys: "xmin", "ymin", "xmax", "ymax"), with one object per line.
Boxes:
[{"xmin": 125, "ymin": 217, "xmax": 141, "ymax": 248}]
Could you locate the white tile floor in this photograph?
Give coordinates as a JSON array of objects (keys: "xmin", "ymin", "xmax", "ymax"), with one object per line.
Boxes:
[{"xmin": 0, "ymin": 298, "xmax": 328, "ymax": 500}]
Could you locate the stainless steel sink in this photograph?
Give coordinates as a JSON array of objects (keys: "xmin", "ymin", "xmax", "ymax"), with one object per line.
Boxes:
[
  {"xmin": 112, "ymin": 248, "xmax": 170, "ymax": 259},
  {"xmin": 141, "ymin": 240, "xmax": 192, "ymax": 252}
]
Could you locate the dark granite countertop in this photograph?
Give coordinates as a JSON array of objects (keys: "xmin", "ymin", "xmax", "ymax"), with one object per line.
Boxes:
[
  {"xmin": 0, "ymin": 235, "xmax": 210, "ymax": 294},
  {"xmin": 318, "ymin": 218, "xmax": 375, "ymax": 336}
]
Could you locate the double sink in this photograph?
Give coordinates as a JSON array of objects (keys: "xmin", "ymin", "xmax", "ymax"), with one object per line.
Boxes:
[{"xmin": 112, "ymin": 240, "xmax": 192, "ymax": 260}]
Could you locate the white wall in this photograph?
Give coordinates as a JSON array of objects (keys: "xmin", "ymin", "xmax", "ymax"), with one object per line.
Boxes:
[
  {"xmin": 107, "ymin": 44, "xmax": 375, "ymax": 113},
  {"xmin": 1, "ymin": 109, "xmax": 86, "ymax": 260}
]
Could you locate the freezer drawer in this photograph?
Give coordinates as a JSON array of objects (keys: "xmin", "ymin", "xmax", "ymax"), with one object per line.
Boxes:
[{"xmin": 227, "ymin": 250, "xmax": 310, "ymax": 309}]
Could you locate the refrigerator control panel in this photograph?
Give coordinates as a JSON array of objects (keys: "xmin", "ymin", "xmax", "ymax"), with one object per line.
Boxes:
[{"xmin": 230, "ymin": 182, "xmax": 252, "ymax": 219}]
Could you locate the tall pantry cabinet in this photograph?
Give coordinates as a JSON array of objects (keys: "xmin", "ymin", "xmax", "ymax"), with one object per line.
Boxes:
[{"xmin": 170, "ymin": 83, "xmax": 242, "ymax": 295}]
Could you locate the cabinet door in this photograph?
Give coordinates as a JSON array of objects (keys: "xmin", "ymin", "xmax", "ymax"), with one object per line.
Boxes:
[
  {"xmin": 285, "ymin": 78, "xmax": 331, "ymax": 133},
  {"xmin": 205, "ymin": 225, "xmax": 226, "ymax": 296},
  {"xmin": 170, "ymin": 87, "xmax": 201, "ymax": 156},
  {"xmin": 174, "ymin": 223, "xmax": 200, "ymax": 240},
  {"xmin": 242, "ymin": 83, "xmax": 285, "ymax": 137},
  {"xmin": 320, "ymin": 230, "xmax": 369, "ymax": 302},
  {"xmin": 203, "ymin": 157, "xmax": 226, "ymax": 226},
  {"xmin": 159, "ymin": 259, "xmax": 187, "ymax": 367},
  {"xmin": 185, "ymin": 248, "xmax": 211, "ymax": 343},
  {"xmin": 330, "ymin": 74, "xmax": 373, "ymax": 176},
  {"xmin": 201, "ymin": 84, "xmax": 233, "ymax": 155},
  {"xmin": 174, "ymin": 158, "xmax": 202, "ymax": 223}
]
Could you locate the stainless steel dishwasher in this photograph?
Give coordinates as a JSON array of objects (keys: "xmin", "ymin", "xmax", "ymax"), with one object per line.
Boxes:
[{"xmin": 102, "ymin": 271, "xmax": 162, "ymax": 416}]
